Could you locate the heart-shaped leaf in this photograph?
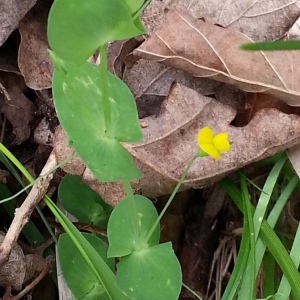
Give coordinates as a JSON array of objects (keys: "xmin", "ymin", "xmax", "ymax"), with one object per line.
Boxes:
[
  {"xmin": 116, "ymin": 242, "xmax": 182, "ymax": 300},
  {"xmin": 107, "ymin": 195, "xmax": 160, "ymax": 257}
]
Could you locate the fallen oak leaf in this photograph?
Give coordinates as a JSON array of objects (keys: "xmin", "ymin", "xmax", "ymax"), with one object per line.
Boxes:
[{"xmin": 134, "ymin": 6, "xmax": 300, "ymax": 106}]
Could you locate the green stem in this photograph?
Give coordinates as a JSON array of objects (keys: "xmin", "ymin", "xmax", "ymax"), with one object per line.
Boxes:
[
  {"xmin": 100, "ymin": 44, "xmax": 111, "ymax": 136},
  {"xmin": 0, "ymin": 143, "xmax": 34, "ymax": 183},
  {"xmin": 133, "ymin": 0, "xmax": 152, "ymax": 19},
  {"xmin": 145, "ymin": 154, "xmax": 198, "ymax": 242},
  {"xmin": 238, "ymin": 174, "xmax": 255, "ymax": 300}
]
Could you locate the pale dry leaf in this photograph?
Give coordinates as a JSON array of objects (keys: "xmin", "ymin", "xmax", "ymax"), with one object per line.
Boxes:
[
  {"xmin": 141, "ymin": 0, "xmax": 169, "ymax": 33},
  {"xmin": 134, "ymin": 6, "xmax": 300, "ymax": 106},
  {"xmin": 287, "ymin": 144, "xmax": 300, "ymax": 178},
  {"xmin": 18, "ymin": 0, "xmax": 53, "ymax": 90},
  {"xmin": 170, "ymin": 0, "xmax": 300, "ymax": 40},
  {"xmin": 0, "ymin": 0, "xmax": 37, "ymax": 46},
  {"xmin": 289, "ymin": 15, "xmax": 300, "ymax": 39},
  {"xmin": 78, "ymin": 83, "xmax": 300, "ymax": 204}
]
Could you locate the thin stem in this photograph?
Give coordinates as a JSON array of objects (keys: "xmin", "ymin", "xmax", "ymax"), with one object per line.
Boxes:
[
  {"xmin": 133, "ymin": 0, "xmax": 152, "ymax": 19},
  {"xmin": 0, "ymin": 143, "xmax": 34, "ymax": 183},
  {"xmin": 100, "ymin": 44, "xmax": 111, "ymax": 136},
  {"xmin": 145, "ymin": 154, "xmax": 198, "ymax": 242}
]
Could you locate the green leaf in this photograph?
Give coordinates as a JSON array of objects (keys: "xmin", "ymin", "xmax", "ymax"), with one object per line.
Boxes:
[
  {"xmin": 116, "ymin": 242, "xmax": 182, "ymax": 300},
  {"xmin": 45, "ymin": 197, "xmax": 129, "ymax": 299},
  {"xmin": 51, "ymin": 58, "xmax": 143, "ymax": 182},
  {"xmin": 58, "ymin": 233, "xmax": 114, "ymax": 299},
  {"xmin": 107, "ymin": 195, "xmax": 160, "ymax": 258},
  {"xmin": 122, "ymin": 0, "xmax": 144, "ymax": 14},
  {"xmin": 48, "ymin": 0, "xmax": 145, "ymax": 62},
  {"xmin": 58, "ymin": 175, "xmax": 113, "ymax": 228},
  {"xmin": 240, "ymin": 40, "xmax": 300, "ymax": 51}
]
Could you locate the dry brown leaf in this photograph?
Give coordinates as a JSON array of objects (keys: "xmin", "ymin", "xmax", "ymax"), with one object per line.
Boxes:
[
  {"xmin": 123, "ymin": 83, "xmax": 300, "ymax": 196},
  {"xmin": 18, "ymin": 0, "xmax": 53, "ymax": 90},
  {"xmin": 0, "ymin": 73, "xmax": 35, "ymax": 144},
  {"xmin": 54, "ymin": 84, "xmax": 300, "ymax": 205},
  {"xmin": 53, "ymin": 126, "xmax": 85, "ymax": 176},
  {"xmin": 123, "ymin": 59, "xmax": 220, "ymax": 118},
  {"xmin": 0, "ymin": 0, "xmax": 37, "ymax": 46},
  {"xmin": 134, "ymin": 6, "xmax": 300, "ymax": 106},
  {"xmin": 172, "ymin": 0, "xmax": 300, "ymax": 40},
  {"xmin": 0, "ymin": 232, "xmax": 26, "ymax": 291}
]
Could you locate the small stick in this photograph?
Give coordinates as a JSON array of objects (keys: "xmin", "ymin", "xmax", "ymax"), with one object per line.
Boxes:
[{"xmin": 0, "ymin": 152, "xmax": 57, "ymax": 266}]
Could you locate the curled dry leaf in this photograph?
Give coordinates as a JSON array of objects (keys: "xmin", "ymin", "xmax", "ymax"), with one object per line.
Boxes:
[
  {"xmin": 18, "ymin": 0, "xmax": 53, "ymax": 90},
  {"xmin": 54, "ymin": 84, "xmax": 300, "ymax": 205},
  {"xmin": 0, "ymin": 232, "xmax": 26, "ymax": 291},
  {"xmin": 0, "ymin": 0, "xmax": 37, "ymax": 46},
  {"xmin": 134, "ymin": 6, "xmax": 300, "ymax": 106}
]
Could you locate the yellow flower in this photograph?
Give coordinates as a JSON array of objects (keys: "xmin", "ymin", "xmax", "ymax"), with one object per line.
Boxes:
[{"xmin": 197, "ymin": 126, "xmax": 230, "ymax": 160}]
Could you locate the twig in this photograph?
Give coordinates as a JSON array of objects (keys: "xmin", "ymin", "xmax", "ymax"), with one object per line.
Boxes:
[{"xmin": 0, "ymin": 152, "xmax": 57, "ymax": 266}]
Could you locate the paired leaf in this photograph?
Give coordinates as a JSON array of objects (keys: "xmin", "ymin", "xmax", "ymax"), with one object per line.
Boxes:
[
  {"xmin": 107, "ymin": 195, "xmax": 160, "ymax": 257},
  {"xmin": 47, "ymin": 0, "xmax": 145, "ymax": 62},
  {"xmin": 58, "ymin": 233, "xmax": 114, "ymax": 300},
  {"xmin": 58, "ymin": 175, "xmax": 112, "ymax": 228},
  {"xmin": 51, "ymin": 56, "xmax": 143, "ymax": 182},
  {"xmin": 116, "ymin": 242, "xmax": 182, "ymax": 300}
]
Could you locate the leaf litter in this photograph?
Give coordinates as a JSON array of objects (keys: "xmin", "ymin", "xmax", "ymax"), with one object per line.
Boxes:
[{"xmin": 1, "ymin": 0, "xmax": 300, "ymax": 298}]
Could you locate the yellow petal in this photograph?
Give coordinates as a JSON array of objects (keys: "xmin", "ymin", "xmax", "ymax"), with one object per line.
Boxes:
[
  {"xmin": 197, "ymin": 126, "xmax": 214, "ymax": 146},
  {"xmin": 214, "ymin": 133, "xmax": 230, "ymax": 152},
  {"xmin": 200, "ymin": 144, "xmax": 220, "ymax": 160}
]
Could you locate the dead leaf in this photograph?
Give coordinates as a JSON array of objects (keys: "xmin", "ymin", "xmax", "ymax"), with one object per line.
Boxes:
[
  {"xmin": 18, "ymin": 0, "xmax": 53, "ymax": 90},
  {"xmin": 0, "ymin": 41, "xmax": 21, "ymax": 74},
  {"xmin": 0, "ymin": 0, "xmax": 37, "ymax": 46},
  {"xmin": 173, "ymin": 0, "xmax": 300, "ymax": 40},
  {"xmin": 0, "ymin": 232, "xmax": 26, "ymax": 291},
  {"xmin": 53, "ymin": 126, "xmax": 86, "ymax": 176},
  {"xmin": 287, "ymin": 144, "xmax": 300, "ymax": 178},
  {"xmin": 134, "ymin": 6, "xmax": 300, "ymax": 106},
  {"xmin": 0, "ymin": 73, "xmax": 35, "ymax": 144},
  {"xmin": 123, "ymin": 59, "xmax": 220, "ymax": 118},
  {"xmin": 141, "ymin": 0, "xmax": 169, "ymax": 33},
  {"xmin": 54, "ymin": 84, "xmax": 300, "ymax": 205},
  {"xmin": 107, "ymin": 38, "xmax": 142, "ymax": 78},
  {"xmin": 124, "ymin": 84, "xmax": 300, "ymax": 196}
]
